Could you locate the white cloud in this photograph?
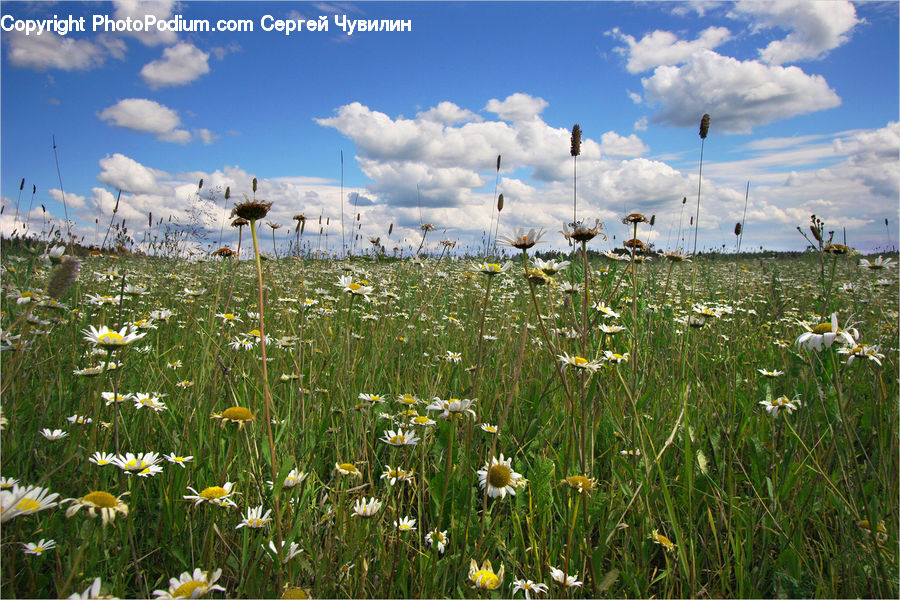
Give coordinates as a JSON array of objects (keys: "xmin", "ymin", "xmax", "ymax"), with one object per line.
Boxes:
[
  {"xmin": 483, "ymin": 93, "xmax": 548, "ymax": 122},
  {"xmin": 195, "ymin": 128, "xmax": 219, "ymax": 145},
  {"xmin": 112, "ymin": 0, "xmax": 179, "ymax": 46},
  {"xmin": 641, "ymin": 50, "xmax": 841, "ymax": 133},
  {"xmin": 729, "ymin": 0, "xmax": 859, "ymax": 64},
  {"xmin": 609, "ymin": 26, "xmax": 731, "ymax": 73},
  {"xmin": 634, "ymin": 116, "xmax": 648, "ymax": 131},
  {"xmin": 140, "ymin": 42, "xmax": 210, "ymax": 88},
  {"xmin": 416, "ymin": 101, "xmax": 482, "ymax": 124},
  {"xmin": 599, "ymin": 131, "xmax": 648, "ymax": 158},
  {"xmin": 97, "ymin": 153, "xmax": 169, "ymax": 194},
  {"xmin": 98, "ymin": 98, "xmax": 192, "ymax": 144},
  {"xmin": 5, "ymin": 31, "xmax": 107, "ymax": 71}
]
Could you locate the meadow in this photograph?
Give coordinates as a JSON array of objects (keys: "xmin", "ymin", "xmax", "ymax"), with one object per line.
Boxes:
[{"xmin": 0, "ymin": 220, "xmax": 897, "ymax": 599}]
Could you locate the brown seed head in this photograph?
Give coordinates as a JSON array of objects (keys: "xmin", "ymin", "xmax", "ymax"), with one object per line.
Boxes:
[
  {"xmin": 497, "ymin": 193, "xmax": 504, "ymax": 212},
  {"xmin": 570, "ymin": 124, "xmax": 582, "ymax": 157},
  {"xmin": 734, "ymin": 222, "xmax": 742, "ymax": 236},
  {"xmin": 231, "ymin": 201, "xmax": 272, "ymax": 221},
  {"xmin": 622, "ymin": 213, "xmax": 649, "ymax": 225},
  {"xmin": 231, "ymin": 217, "xmax": 249, "ymax": 228},
  {"xmin": 623, "ymin": 238, "xmax": 646, "ymax": 251},
  {"xmin": 699, "ymin": 114, "xmax": 710, "ymax": 139}
]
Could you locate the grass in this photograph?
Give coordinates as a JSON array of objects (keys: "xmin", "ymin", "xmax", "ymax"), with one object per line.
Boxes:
[{"xmin": 1, "ymin": 239, "xmax": 897, "ymax": 599}]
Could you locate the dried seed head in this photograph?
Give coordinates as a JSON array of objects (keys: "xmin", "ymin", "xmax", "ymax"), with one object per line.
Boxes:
[
  {"xmin": 682, "ymin": 196, "xmax": 687, "ymax": 205},
  {"xmin": 649, "ymin": 214, "xmax": 656, "ymax": 226},
  {"xmin": 699, "ymin": 114, "xmax": 710, "ymax": 139},
  {"xmin": 293, "ymin": 214, "xmax": 306, "ymax": 222},
  {"xmin": 198, "ymin": 178, "xmax": 204, "ymax": 189},
  {"xmin": 623, "ymin": 238, "xmax": 646, "ymax": 251},
  {"xmin": 46, "ymin": 256, "xmax": 80, "ymax": 299},
  {"xmin": 213, "ymin": 247, "xmax": 234, "ymax": 258},
  {"xmin": 225, "ymin": 186, "xmax": 231, "ymax": 200},
  {"xmin": 823, "ymin": 243, "xmax": 849, "ymax": 255},
  {"xmin": 388, "ymin": 223, "xmax": 393, "ymax": 236},
  {"xmin": 570, "ymin": 124, "xmax": 582, "ymax": 157},
  {"xmin": 734, "ymin": 222, "xmax": 742, "ymax": 236},
  {"xmin": 622, "ymin": 213, "xmax": 649, "ymax": 225},
  {"xmin": 252, "ymin": 177, "xmax": 258, "ymax": 193},
  {"xmin": 497, "ymin": 193, "xmax": 504, "ymax": 212},
  {"xmin": 231, "ymin": 201, "xmax": 272, "ymax": 222},
  {"xmin": 496, "ymin": 154, "xmax": 501, "ymax": 171}
]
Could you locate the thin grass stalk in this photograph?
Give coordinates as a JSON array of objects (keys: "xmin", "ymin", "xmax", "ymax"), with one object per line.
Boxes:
[{"xmin": 248, "ymin": 217, "xmax": 284, "ymax": 583}]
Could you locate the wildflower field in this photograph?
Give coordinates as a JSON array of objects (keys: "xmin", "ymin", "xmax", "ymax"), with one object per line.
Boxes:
[{"xmin": 1, "ymin": 230, "xmax": 897, "ymax": 599}]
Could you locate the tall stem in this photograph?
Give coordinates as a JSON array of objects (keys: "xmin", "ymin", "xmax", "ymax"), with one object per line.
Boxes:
[{"xmin": 249, "ymin": 218, "xmax": 284, "ymax": 585}]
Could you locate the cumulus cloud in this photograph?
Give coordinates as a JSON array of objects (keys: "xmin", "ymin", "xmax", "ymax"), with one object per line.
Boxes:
[
  {"xmin": 641, "ymin": 50, "xmax": 841, "ymax": 133},
  {"xmin": 483, "ymin": 93, "xmax": 548, "ymax": 121},
  {"xmin": 416, "ymin": 101, "xmax": 482, "ymax": 124},
  {"xmin": 599, "ymin": 131, "xmax": 648, "ymax": 158},
  {"xmin": 112, "ymin": 0, "xmax": 179, "ymax": 46},
  {"xmin": 729, "ymin": 0, "xmax": 860, "ymax": 64},
  {"xmin": 97, "ymin": 153, "xmax": 170, "ymax": 194},
  {"xmin": 195, "ymin": 128, "xmax": 219, "ymax": 145},
  {"xmin": 609, "ymin": 26, "xmax": 731, "ymax": 73},
  {"xmin": 98, "ymin": 98, "xmax": 192, "ymax": 143},
  {"xmin": 140, "ymin": 42, "xmax": 210, "ymax": 88},
  {"xmin": 5, "ymin": 31, "xmax": 108, "ymax": 71}
]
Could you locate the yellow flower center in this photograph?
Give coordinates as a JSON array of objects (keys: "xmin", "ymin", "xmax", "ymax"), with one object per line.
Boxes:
[
  {"xmin": 281, "ymin": 587, "xmax": 310, "ymax": 600},
  {"xmin": 200, "ymin": 486, "xmax": 227, "ymax": 499},
  {"xmin": 388, "ymin": 435, "xmax": 405, "ymax": 444},
  {"xmin": 221, "ymin": 406, "xmax": 253, "ymax": 421},
  {"xmin": 98, "ymin": 332, "xmax": 124, "ymax": 344},
  {"xmin": 338, "ymin": 463, "xmax": 357, "ymax": 473},
  {"xmin": 812, "ymin": 322, "xmax": 834, "ymax": 334},
  {"xmin": 223, "ymin": 313, "xmax": 236, "ymax": 319},
  {"xmin": 83, "ymin": 491, "xmax": 117, "ymax": 508},
  {"xmin": 488, "ymin": 464, "xmax": 512, "ymax": 488},
  {"xmin": 349, "ymin": 283, "xmax": 361, "ymax": 291},
  {"xmin": 399, "ymin": 523, "xmax": 412, "ymax": 531},
  {"xmin": 473, "ymin": 570, "xmax": 500, "ymax": 590},
  {"xmin": 15, "ymin": 498, "xmax": 41, "ymax": 512},
  {"xmin": 413, "ymin": 416, "xmax": 432, "ymax": 424},
  {"xmin": 565, "ymin": 475, "xmax": 594, "ymax": 492},
  {"xmin": 573, "ymin": 356, "xmax": 588, "ymax": 367},
  {"xmin": 172, "ymin": 580, "xmax": 205, "ymax": 598}
]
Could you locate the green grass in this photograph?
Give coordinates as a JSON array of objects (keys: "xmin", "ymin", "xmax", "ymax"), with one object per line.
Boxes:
[{"xmin": 1, "ymin": 243, "xmax": 897, "ymax": 598}]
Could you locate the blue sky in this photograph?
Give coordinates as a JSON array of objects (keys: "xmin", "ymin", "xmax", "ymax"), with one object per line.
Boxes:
[{"xmin": 1, "ymin": 0, "xmax": 897, "ymax": 256}]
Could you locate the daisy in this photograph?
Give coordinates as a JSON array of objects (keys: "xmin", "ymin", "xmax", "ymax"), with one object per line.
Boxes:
[
  {"xmin": 532, "ymin": 257, "xmax": 570, "ymax": 275},
  {"xmin": 335, "ymin": 462, "xmax": 363, "ymax": 478},
  {"xmin": 381, "ymin": 466, "xmax": 413, "ymax": 486},
  {"xmin": 469, "ymin": 559, "xmax": 504, "ymax": 590},
  {"xmin": 1, "ymin": 484, "xmax": 60, "ymax": 522},
  {"xmin": 67, "ymin": 414, "xmax": 93, "ymax": 425},
  {"xmin": 175, "ymin": 380, "xmax": 194, "ymax": 388},
  {"xmin": 211, "ymin": 406, "xmax": 254, "ymax": 428},
  {"xmin": 558, "ymin": 353, "xmax": 602, "ymax": 372},
  {"xmin": 82, "ymin": 325, "xmax": 146, "ymax": 349},
  {"xmin": 759, "ymin": 395, "xmax": 802, "ymax": 417},
  {"xmin": 426, "ymin": 396, "xmax": 477, "ymax": 420},
  {"xmin": 476, "ymin": 262, "xmax": 513, "ymax": 276},
  {"xmin": 795, "ymin": 313, "xmax": 858, "ymax": 351},
  {"xmin": 426, "ymin": 528, "xmax": 449, "ymax": 554},
  {"xmin": 858, "ymin": 256, "xmax": 896, "ymax": 270},
  {"xmin": 838, "ymin": 344, "xmax": 885, "ymax": 366},
  {"xmin": 164, "ymin": 453, "xmax": 193, "ymax": 468},
  {"xmin": 133, "ymin": 393, "xmax": 167, "ymax": 412},
  {"xmin": 102, "ymin": 392, "xmax": 132, "ymax": 405},
  {"xmin": 480, "ymin": 423, "xmax": 499, "ymax": 434},
  {"xmin": 561, "ymin": 475, "xmax": 597, "ymax": 494},
  {"xmin": 359, "ymin": 393, "xmax": 388, "ymax": 406},
  {"xmin": 236, "ymin": 505, "xmax": 272, "ymax": 529},
  {"xmin": 112, "ymin": 452, "xmax": 161, "ymax": 474},
  {"xmin": 396, "ymin": 393, "xmax": 421, "ymax": 406},
  {"xmin": 650, "ymin": 528, "xmax": 676, "ymax": 552},
  {"xmin": 21, "ymin": 538, "xmax": 56, "ymax": 556},
  {"xmin": 512, "ymin": 579, "xmax": 549, "ymax": 599},
  {"xmin": 229, "ymin": 337, "xmax": 256, "ymax": 351},
  {"xmin": 549, "ymin": 567, "xmax": 583, "ymax": 588},
  {"xmin": 561, "ymin": 218, "xmax": 604, "ymax": 244},
  {"xmin": 757, "ymin": 369, "xmax": 784, "ymax": 378},
  {"xmin": 152, "ymin": 568, "xmax": 225, "ymax": 599},
  {"xmin": 183, "ymin": 483, "xmax": 238, "ymax": 508},
  {"xmin": 603, "ymin": 350, "xmax": 630, "ymax": 364},
  {"xmin": 394, "ymin": 516, "xmax": 416, "ymax": 532},
  {"xmin": 274, "ymin": 468, "xmax": 308, "ymax": 489},
  {"xmin": 0, "ymin": 476, "xmax": 18, "ymax": 489},
  {"xmin": 381, "ymin": 428, "xmax": 420, "ymax": 447},
  {"xmin": 216, "ymin": 312, "xmax": 242, "ymax": 325},
  {"xmin": 167, "ymin": 360, "xmax": 183, "ymax": 369},
  {"xmin": 66, "ymin": 577, "xmax": 107, "ymax": 600},
  {"xmin": 262, "ymin": 540, "xmax": 304, "ymax": 563},
  {"xmin": 65, "ymin": 491, "xmax": 129, "ymax": 525},
  {"xmin": 477, "ymin": 454, "xmax": 524, "ymax": 499},
  {"xmin": 40, "ymin": 428, "xmax": 68, "ymax": 440},
  {"xmin": 352, "ymin": 497, "xmax": 382, "ymax": 518},
  {"xmin": 599, "ymin": 324, "xmax": 626, "ymax": 334},
  {"xmin": 336, "ymin": 275, "xmax": 374, "ymax": 300}
]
